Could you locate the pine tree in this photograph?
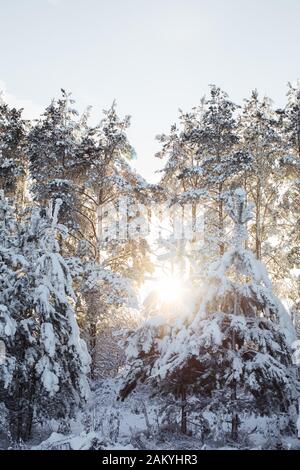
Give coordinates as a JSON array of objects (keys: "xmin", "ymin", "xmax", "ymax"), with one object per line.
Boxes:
[
  {"xmin": 278, "ymin": 82, "xmax": 300, "ymax": 320},
  {"xmin": 284, "ymin": 81, "xmax": 300, "ymax": 158}
]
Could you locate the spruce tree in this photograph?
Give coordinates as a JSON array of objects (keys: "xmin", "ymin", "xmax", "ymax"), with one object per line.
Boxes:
[
  {"xmin": 0, "ymin": 191, "xmax": 37, "ymax": 441},
  {"xmin": 31, "ymin": 199, "xmax": 91, "ymax": 423},
  {"xmin": 120, "ymin": 188, "xmax": 299, "ymax": 441},
  {"xmin": 0, "ymin": 96, "xmax": 27, "ymax": 210}
]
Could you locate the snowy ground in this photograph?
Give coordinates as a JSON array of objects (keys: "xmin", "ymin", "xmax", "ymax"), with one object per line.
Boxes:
[{"xmin": 1, "ymin": 379, "xmax": 298, "ymax": 451}]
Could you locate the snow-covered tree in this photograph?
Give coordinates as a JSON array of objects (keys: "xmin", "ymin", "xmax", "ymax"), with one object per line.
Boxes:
[
  {"xmin": 27, "ymin": 89, "xmax": 84, "ymax": 230},
  {"xmin": 27, "ymin": 93, "xmax": 153, "ymax": 378},
  {"xmin": 70, "ymin": 247, "xmax": 138, "ymax": 378},
  {"xmin": 32, "ymin": 199, "xmax": 90, "ymax": 423},
  {"xmin": 237, "ymin": 90, "xmax": 284, "ymax": 262},
  {"xmin": 284, "ymin": 81, "xmax": 300, "ymax": 158},
  {"xmin": 0, "ymin": 95, "xmax": 27, "ymax": 210},
  {"xmin": 0, "ymin": 192, "xmax": 18, "ymax": 432},
  {"xmin": 0, "ymin": 193, "xmax": 90, "ymax": 441},
  {"xmin": 66, "ymin": 102, "xmax": 153, "ymax": 377},
  {"xmin": 157, "ymin": 86, "xmax": 244, "ymax": 258},
  {"xmin": 120, "ymin": 189, "xmax": 299, "ymax": 440}
]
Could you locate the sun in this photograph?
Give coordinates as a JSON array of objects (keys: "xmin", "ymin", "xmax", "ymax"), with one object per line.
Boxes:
[{"xmin": 155, "ymin": 275, "xmax": 185, "ymax": 303}]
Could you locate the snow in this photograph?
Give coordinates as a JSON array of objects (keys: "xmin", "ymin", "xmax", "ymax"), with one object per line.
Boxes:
[{"xmin": 41, "ymin": 322, "xmax": 56, "ymax": 357}]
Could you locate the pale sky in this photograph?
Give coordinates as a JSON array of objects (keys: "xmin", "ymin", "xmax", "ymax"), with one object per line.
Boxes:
[{"xmin": 1, "ymin": 0, "xmax": 300, "ymax": 181}]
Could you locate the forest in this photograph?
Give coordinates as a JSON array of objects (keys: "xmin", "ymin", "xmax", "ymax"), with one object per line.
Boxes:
[{"xmin": 0, "ymin": 83, "xmax": 300, "ymax": 450}]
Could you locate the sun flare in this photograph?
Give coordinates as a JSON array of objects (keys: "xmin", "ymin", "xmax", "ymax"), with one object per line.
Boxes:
[{"xmin": 154, "ymin": 275, "xmax": 185, "ymax": 303}]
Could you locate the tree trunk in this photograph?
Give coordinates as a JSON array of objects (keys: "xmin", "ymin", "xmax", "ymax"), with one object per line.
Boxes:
[
  {"xmin": 89, "ymin": 319, "xmax": 97, "ymax": 380},
  {"xmin": 180, "ymin": 389, "xmax": 187, "ymax": 434},
  {"xmin": 218, "ymin": 184, "xmax": 224, "ymax": 255}
]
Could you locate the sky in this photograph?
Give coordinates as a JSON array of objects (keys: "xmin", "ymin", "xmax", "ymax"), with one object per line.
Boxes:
[{"xmin": 1, "ymin": 0, "xmax": 300, "ymax": 181}]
